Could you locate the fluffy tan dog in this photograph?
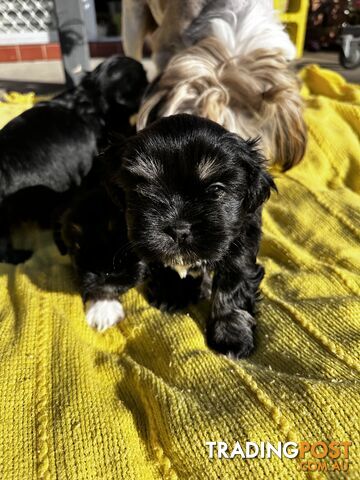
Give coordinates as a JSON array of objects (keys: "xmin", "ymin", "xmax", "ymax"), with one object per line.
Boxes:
[
  {"xmin": 137, "ymin": 39, "xmax": 306, "ymax": 170},
  {"xmin": 123, "ymin": 0, "xmax": 307, "ymax": 170}
]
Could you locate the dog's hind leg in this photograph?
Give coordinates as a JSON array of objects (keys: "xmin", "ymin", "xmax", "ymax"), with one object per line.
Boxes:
[{"xmin": 122, "ymin": 0, "xmax": 154, "ymax": 60}]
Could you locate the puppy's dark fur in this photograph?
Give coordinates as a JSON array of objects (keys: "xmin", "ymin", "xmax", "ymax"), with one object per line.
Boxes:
[
  {"xmin": 0, "ymin": 55, "xmax": 148, "ymax": 263},
  {"xmin": 60, "ymin": 114, "xmax": 275, "ymax": 357},
  {"xmin": 58, "ymin": 188, "xmax": 147, "ymax": 299}
]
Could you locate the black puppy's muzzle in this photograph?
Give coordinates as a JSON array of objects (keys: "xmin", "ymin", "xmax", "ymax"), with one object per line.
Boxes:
[{"xmin": 164, "ymin": 221, "xmax": 192, "ymax": 244}]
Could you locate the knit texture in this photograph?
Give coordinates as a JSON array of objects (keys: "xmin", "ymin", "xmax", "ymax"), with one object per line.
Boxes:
[{"xmin": 0, "ymin": 66, "xmax": 359, "ymax": 479}]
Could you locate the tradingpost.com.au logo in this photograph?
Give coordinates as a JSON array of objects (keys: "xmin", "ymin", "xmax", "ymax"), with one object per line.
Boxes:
[{"xmin": 205, "ymin": 441, "xmax": 352, "ymax": 473}]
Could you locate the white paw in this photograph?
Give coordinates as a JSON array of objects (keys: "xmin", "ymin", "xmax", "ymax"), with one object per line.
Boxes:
[{"xmin": 85, "ymin": 299, "xmax": 125, "ymax": 331}]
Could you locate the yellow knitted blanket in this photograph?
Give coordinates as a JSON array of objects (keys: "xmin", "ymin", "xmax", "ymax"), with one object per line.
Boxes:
[{"xmin": 0, "ymin": 66, "xmax": 359, "ymax": 479}]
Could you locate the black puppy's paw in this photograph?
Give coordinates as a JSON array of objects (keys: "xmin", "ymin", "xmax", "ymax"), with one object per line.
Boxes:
[
  {"xmin": 145, "ymin": 283, "xmax": 186, "ymax": 312},
  {"xmin": 144, "ymin": 268, "xmax": 201, "ymax": 313},
  {"xmin": 206, "ymin": 310, "xmax": 256, "ymax": 358}
]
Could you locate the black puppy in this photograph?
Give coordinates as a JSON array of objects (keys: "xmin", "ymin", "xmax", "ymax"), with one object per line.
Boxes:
[
  {"xmin": 60, "ymin": 114, "xmax": 275, "ymax": 357},
  {"xmin": 0, "ymin": 55, "xmax": 148, "ymax": 263}
]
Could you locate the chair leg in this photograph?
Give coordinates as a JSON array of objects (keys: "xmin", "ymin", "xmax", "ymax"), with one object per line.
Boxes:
[{"xmin": 53, "ymin": 0, "xmax": 91, "ymax": 88}]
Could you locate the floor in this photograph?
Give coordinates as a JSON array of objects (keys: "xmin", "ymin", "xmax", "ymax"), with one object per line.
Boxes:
[
  {"xmin": 0, "ymin": 59, "xmax": 102, "ymax": 96},
  {"xmin": 0, "ymin": 51, "xmax": 358, "ymax": 97},
  {"xmin": 299, "ymin": 50, "xmax": 360, "ymax": 83}
]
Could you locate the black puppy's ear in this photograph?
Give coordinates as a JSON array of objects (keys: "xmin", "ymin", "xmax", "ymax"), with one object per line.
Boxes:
[{"xmin": 242, "ymin": 138, "xmax": 277, "ymax": 213}]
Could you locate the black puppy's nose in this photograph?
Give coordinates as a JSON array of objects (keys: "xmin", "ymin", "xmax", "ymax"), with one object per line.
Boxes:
[{"xmin": 165, "ymin": 221, "xmax": 191, "ymax": 242}]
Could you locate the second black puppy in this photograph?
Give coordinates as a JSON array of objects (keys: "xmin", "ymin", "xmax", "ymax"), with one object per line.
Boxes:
[
  {"xmin": 0, "ymin": 55, "xmax": 147, "ymax": 202},
  {"xmin": 0, "ymin": 55, "xmax": 147, "ymax": 262},
  {"xmin": 61, "ymin": 114, "xmax": 275, "ymax": 357}
]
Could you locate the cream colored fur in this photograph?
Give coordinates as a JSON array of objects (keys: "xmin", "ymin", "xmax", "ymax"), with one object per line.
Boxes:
[{"xmin": 137, "ymin": 38, "xmax": 306, "ymax": 170}]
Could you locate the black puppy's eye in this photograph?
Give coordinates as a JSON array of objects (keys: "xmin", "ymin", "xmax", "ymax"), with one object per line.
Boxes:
[{"xmin": 206, "ymin": 183, "xmax": 226, "ymax": 198}]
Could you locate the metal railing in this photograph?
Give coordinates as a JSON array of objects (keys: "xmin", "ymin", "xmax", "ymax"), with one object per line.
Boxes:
[{"xmin": 0, "ymin": 0, "xmax": 56, "ymax": 34}]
